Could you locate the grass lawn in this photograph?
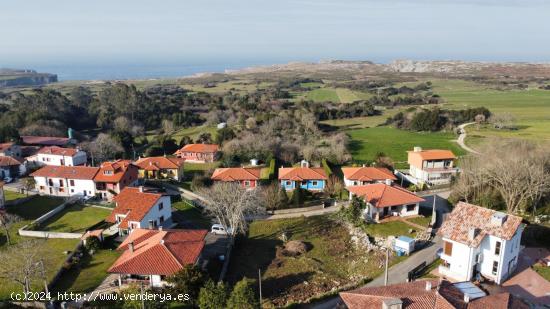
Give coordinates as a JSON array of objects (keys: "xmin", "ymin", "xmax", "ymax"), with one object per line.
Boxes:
[
  {"xmin": 6, "ymin": 195, "xmax": 64, "ymax": 220},
  {"xmin": 227, "ymin": 215, "xmax": 405, "ymax": 306},
  {"xmin": 172, "ymin": 200, "xmax": 211, "ymax": 229},
  {"xmin": 533, "ymin": 265, "xmax": 550, "ymax": 282},
  {"xmin": 52, "ymin": 244, "xmax": 121, "ymax": 293},
  {"xmin": 347, "ymin": 126, "xmax": 465, "ymax": 168},
  {"xmin": 40, "ymin": 204, "xmax": 111, "ymax": 233},
  {"xmin": 362, "ymin": 221, "xmax": 418, "ymax": 238},
  {"xmin": 3, "ymin": 190, "xmax": 27, "ymax": 201},
  {"xmin": 303, "ymin": 88, "xmax": 339, "ymax": 102},
  {"xmin": 418, "ymin": 259, "xmax": 442, "ymax": 279},
  {"xmin": 406, "ymin": 216, "xmax": 432, "ymax": 228},
  {"xmin": 184, "ymin": 162, "xmax": 219, "ymax": 173}
]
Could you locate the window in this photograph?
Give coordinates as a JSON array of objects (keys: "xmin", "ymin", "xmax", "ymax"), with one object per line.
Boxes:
[
  {"xmin": 301, "ymin": 181, "xmax": 307, "ymax": 186},
  {"xmin": 353, "ymin": 181, "xmax": 358, "ymax": 186},
  {"xmin": 244, "ymin": 180, "xmax": 251, "ymax": 187},
  {"xmin": 492, "ymin": 261, "xmax": 499, "ymax": 275},
  {"xmin": 286, "ymin": 181, "xmax": 292, "ymax": 186},
  {"xmin": 159, "ymin": 216, "xmax": 164, "ymax": 223},
  {"xmin": 59, "ymin": 179, "xmax": 64, "ymax": 187},
  {"xmin": 39, "ymin": 186, "xmax": 45, "ymax": 190},
  {"xmin": 71, "ymin": 189, "xmax": 74, "ymax": 193},
  {"xmin": 159, "ymin": 202, "xmax": 164, "ymax": 210},
  {"xmin": 406, "ymin": 204, "xmax": 416, "ymax": 212},
  {"xmin": 103, "ymin": 170, "xmax": 113, "ymax": 175},
  {"xmin": 495, "ymin": 241, "xmax": 502, "ymax": 256},
  {"xmin": 59, "ymin": 188, "xmax": 65, "ymax": 192},
  {"xmin": 70, "ymin": 180, "xmax": 75, "ymax": 186},
  {"xmin": 312, "ymin": 181, "xmax": 318, "ymax": 186},
  {"xmin": 444, "ymin": 241, "xmax": 453, "ymax": 256}
]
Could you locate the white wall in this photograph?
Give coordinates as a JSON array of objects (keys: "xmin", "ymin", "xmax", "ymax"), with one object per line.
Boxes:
[
  {"xmin": 440, "ymin": 238, "xmax": 476, "ymax": 282},
  {"xmin": 138, "ymin": 195, "xmax": 172, "ymax": 229},
  {"xmin": 36, "ymin": 151, "xmax": 87, "ymax": 166},
  {"xmin": 34, "ymin": 176, "xmax": 95, "ymax": 197}
]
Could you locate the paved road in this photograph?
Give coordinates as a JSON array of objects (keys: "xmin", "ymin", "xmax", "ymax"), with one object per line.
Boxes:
[
  {"xmin": 456, "ymin": 122, "xmax": 480, "ymax": 154},
  {"xmin": 308, "ymin": 192, "xmax": 450, "ymax": 309}
]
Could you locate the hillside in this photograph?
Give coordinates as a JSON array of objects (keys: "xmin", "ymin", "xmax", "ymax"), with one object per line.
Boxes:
[{"xmin": 0, "ymin": 68, "xmax": 57, "ymax": 87}]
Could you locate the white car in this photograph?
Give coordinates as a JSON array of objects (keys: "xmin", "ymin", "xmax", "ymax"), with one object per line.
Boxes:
[{"xmin": 211, "ymin": 224, "xmax": 233, "ymax": 235}]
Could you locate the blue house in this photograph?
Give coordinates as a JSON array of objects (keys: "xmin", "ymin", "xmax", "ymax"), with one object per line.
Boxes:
[{"xmin": 278, "ymin": 161, "xmax": 328, "ymax": 191}]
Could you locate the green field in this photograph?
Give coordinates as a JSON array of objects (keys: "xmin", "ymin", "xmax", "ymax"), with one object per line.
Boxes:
[
  {"xmin": 300, "ymin": 87, "xmax": 372, "ymax": 103},
  {"xmin": 346, "ymin": 126, "xmax": 465, "ymax": 168},
  {"xmin": 40, "ymin": 204, "xmax": 111, "ymax": 233},
  {"xmin": 3, "ymin": 190, "xmax": 27, "ymax": 201}
]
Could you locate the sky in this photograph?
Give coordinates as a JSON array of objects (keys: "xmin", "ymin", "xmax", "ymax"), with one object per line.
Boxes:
[{"xmin": 1, "ymin": 0, "xmax": 550, "ymax": 67}]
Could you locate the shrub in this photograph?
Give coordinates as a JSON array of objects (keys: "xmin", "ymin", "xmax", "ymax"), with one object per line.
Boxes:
[
  {"xmin": 198, "ymin": 280, "xmax": 228, "ymax": 309},
  {"xmin": 227, "ymin": 277, "xmax": 259, "ymax": 309},
  {"xmin": 84, "ymin": 235, "xmax": 101, "ymax": 252}
]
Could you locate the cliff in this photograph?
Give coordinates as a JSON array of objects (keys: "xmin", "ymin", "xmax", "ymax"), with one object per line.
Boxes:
[{"xmin": 0, "ymin": 69, "xmax": 58, "ymax": 87}]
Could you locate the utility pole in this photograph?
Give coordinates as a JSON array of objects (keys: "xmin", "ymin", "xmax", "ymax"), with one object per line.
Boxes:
[
  {"xmin": 384, "ymin": 248, "xmax": 389, "ymax": 286},
  {"xmin": 258, "ymin": 269, "xmax": 262, "ymax": 305},
  {"xmin": 431, "ymin": 194, "xmax": 437, "ymax": 227}
]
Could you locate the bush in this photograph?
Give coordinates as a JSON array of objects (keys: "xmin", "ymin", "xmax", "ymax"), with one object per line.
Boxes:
[
  {"xmin": 166, "ymin": 265, "xmax": 206, "ymax": 304},
  {"xmin": 84, "ymin": 236, "xmax": 101, "ymax": 252},
  {"xmin": 198, "ymin": 280, "xmax": 228, "ymax": 309},
  {"xmin": 226, "ymin": 277, "xmax": 259, "ymax": 309}
]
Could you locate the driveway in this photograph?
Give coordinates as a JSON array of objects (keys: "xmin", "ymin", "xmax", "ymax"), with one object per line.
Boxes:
[{"xmin": 456, "ymin": 122, "xmax": 480, "ymax": 154}]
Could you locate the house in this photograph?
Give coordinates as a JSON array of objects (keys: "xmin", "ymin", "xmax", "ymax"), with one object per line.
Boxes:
[
  {"xmin": 438, "ymin": 202, "xmax": 524, "ymax": 285},
  {"xmin": 211, "ymin": 167, "xmax": 261, "ymax": 189},
  {"xmin": 348, "ymin": 182, "xmax": 425, "ymax": 222},
  {"xmin": 134, "ymin": 156, "xmax": 185, "ymax": 181},
  {"xmin": 174, "ymin": 144, "xmax": 219, "ymax": 163},
  {"xmin": 21, "ymin": 135, "xmax": 71, "ymax": 147},
  {"xmin": 34, "ymin": 146, "xmax": 87, "ymax": 166},
  {"xmin": 278, "ymin": 160, "xmax": 327, "ymax": 191},
  {"xmin": 339, "ymin": 279, "xmax": 528, "ymax": 309},
  {"xmin": 94, "ymin": 160, "xmax": 138, "ymax": 200},
  {"xmin": 106, "ymin": 186, "xmax": 173, "ymax": 235},
  {"xmin": 407, "ymin": 147, "xmax": 458, "ymax": 186},
  {"xmin": 31, "ymin": 165, "xmax": 99, "ymax": 197},
  {"xmin": 342, "ymin": 166, "xmax": 397, "ymax": 187},
  {"xmin": 108, "ymin": 228, "xmax": 207, "ymax": 287},
  {"xmin": 0, "ymin": 142, "xmax": 22, "ymax": 158},
  {"xmin": 0, "ymin": 156, "xmax": 24, "ymax": 180}
]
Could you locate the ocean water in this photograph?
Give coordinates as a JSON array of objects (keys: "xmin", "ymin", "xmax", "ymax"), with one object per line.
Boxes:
[{"xmin": 22, "ymin": 58, "xmax": 301, "ymax": 81}]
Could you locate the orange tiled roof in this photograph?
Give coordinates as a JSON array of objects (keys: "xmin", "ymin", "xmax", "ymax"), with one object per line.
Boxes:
[
  {"xmin": 211, "ymin": 167, "xmax": 261, "ymax": 181},
  {"xmin": 37, "ymin": 146, "xmax": 79, "ymax": 156},
  {"xmin": 348, "ymin": 183, "xmax": 424, "ymax": 208},
  {"xmin": 0, "ymin": 143, "xmax": 15, "ymax": 153},
  {"xmin": 30, "ymin": 165, "xmax": 99, "ymax": 180},
  {"xmin": 340, "ymin": 279, "xmax": 525, "ymax": 309},
  {"xmin": 438, "ymin": 202, "xmax": 523, "ymax": 247},
  {"xmin": 0, "ymin": 156, "xmax": 21, "ymax": 167},
  {"xmin": 106, "ymin": 187, "xmax": 164, "ymax": 228},
  {"xmin": 175, "ymin": 144, "xmax": 219, "ymax": 154},
  {"xmin": 108, "ymin": 228, "xmax": 207, "ymax": 276},
  {"xmin": 134, "ymin": 156, "xmax": 185, "ymax": 171},
  {"xmin": 342, "ymin": 167, "xmax": 397, "ymax": 181},
  {"xmin": 408, "ymin": 149, "xmax": 456, "ymax": 160},
  {"xmin": 94, "ymin": 160, "xmax": 136, "ymax": 183},
  {"xmin": 278, "ymin": 166, "xmax": 327, "ymax": 181}
]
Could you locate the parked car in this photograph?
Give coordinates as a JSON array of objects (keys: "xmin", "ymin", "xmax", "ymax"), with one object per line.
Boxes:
[{"xmin": 211, "ymin": 224, "xmax": 233, "ymax": 235}]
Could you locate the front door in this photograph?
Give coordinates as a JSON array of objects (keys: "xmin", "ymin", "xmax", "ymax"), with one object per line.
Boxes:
[
  {"xmin": 83, "ymin": 190, "xmax": 87, "ymax": 196},
  {"xmin": 383, "ymin": 207, "xmax": 389, "ymax": 217}
]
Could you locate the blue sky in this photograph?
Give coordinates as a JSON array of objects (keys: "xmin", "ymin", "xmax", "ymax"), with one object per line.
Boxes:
[{"xmin": 1, "ymin": 0, "xmax": 549, "ymax": 66}]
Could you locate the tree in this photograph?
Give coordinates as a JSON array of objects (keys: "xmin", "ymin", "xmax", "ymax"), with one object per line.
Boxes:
[
  {"xmin": 161, "ymin": 119, "xmax": 175, "ymax": 135},
  {"xmin": 0, "ymin": 239, "xmax": 50, "ymax": 293},
  {"xmin": 22, "ymin": 177, "xmax": 36, "ymax": 196},
  {"xmin": 325, "ymin": 175, "xmax": 344, "ymax": 198},
  {"xmin": 82, "ymin": 133, "xmax": 124, "ymax": 165},
  {"xmin": 0, "ymin": 213, "xmax": 21, "ymax": 245},
  {"xmin": 197, "ymin": 182, "xmax": 261, "ymax": 241},
  {"xmin": 490, "ymin": 113, "xmax": 516, "ymax": 130},
  {"xmin": 262, "ymin": 183, "xmax": 283, "ymax": 213},
  {"xmin": 198, "ymin": 279, "xmax": 228, "ymax": 309},
  {"xmin": 196, "ymin": 132, "xmax": 213, "ymax": 144},
  {"xmin": 278, "ymin": 187, "xmax": 289, "ymax": 207},
  {"xmin": 166, "ymin": 265, "xmax": 206, "ymax": 304},
  {"xmin": 226, "ymin": 277, "xmax": 259, "ymax": 309}
]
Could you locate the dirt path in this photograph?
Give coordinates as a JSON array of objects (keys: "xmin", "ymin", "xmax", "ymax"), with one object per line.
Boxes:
[{"xmin": 456, "ymin": 122, "xmax": 480, "ymax": 154}]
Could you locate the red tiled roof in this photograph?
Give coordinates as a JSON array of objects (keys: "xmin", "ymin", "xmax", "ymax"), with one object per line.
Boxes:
[
  {"xmin": 109, "ymin": 228, "xmax": 207, "ymax": 276},
  {"xmin": 438, "ymin": 202, "xmax": 523, "ymax": 247},
  {"xmin": 278, "ymin": 166, "xmax": 328, "ymax": 181},
  {"xmin": 211, "ymin": 167, "xmax": 261, "ymax": 181},
  {"xmin": 342, "ymin": 167, "xmax": 397, "ymax": 181},
  {"xmin": 93, "ymin": 160, "xmax": 136, "ymax": 183},
  {"xmin": 134, "ymin": 156, "xmax": 185, "ymax": 171},
  {"xmin": 348, "ymin": 183, "xmax": 424, "ymax": 208},
  {"xmin": 0, "ymin": 143, "xmax": 15, "ymax": 153},
  {"xmin": 106, "ymin": 187, "xmax": 163, "ymax": 228},
  {"xmin": 175, "ymin": 144, "xmax": 219, "ymax": 154},
  {"xmin": 408, "ymin": 149, "xmax": 456, "ymax": 160},
  {"xmin": 21, "ymin": 136, "xmax": 70, "ymax": 146},
  {"xmin": 339, "ymin": 280, "xmax": 525, "ymax": 309},
  {"xmin": 30, "ymin": 165, "xmax": 99, "ymax": 180},
  {"xmin": 37, "ymin": 146, "xmax": 79, "ymax": 156},
  {"xmin": 0, "ymin": 156, "xmax": 21, "ymax": 167}
]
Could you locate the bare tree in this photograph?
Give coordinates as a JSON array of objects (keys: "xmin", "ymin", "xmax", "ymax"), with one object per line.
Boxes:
[
  {"xmin": 490, "ymin": 113, "xmax": 516, "ymax": 130},
  {"xmin": 22, "ymin": 177, "xmax": 36, "ymax": 196},
  {"xmin": 197, "ymin": 182, "xmax": 261, "ymax": 242},
  {"xmin": 162, "ymin": 119, "xmax": 176, "ymax": 135},
  {"xmin": 261, "ymin": 183, "xmax": 282, "ymax": 213},
  {"xmin": 325, "ymin": 175, "xmax": 344, "ymax": 197},
  {"xmin": 0, "ymin": 213, "xmax": 21, "ymax": 245},
  {"xmin": 0, "ymin": 239, "xmax": 50, "ymax": 293},
  {"xmin": 81, "ymin": 133, "xmax": 124, "ymax": 165}
]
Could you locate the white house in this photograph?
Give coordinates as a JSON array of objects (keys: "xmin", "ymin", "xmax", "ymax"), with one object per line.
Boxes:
[
  {"xmin": 35, "ymin": 146, "xmax": 87, "ymax": 166},
  {"xmin": 342, "ymin": 166, "xmax": 397, "ymax": 187},
  {"xmin": 438, "ymin": 202, "xmax": 524, "ymax": 285},
  {"xmin": 348, "ymin": 182, "xmax": 425, "ymax": 222},
  {"xmin": 106, "ymin": 186, "xmax": 173, "ymax": 236},
  {"xmin": 407, "ymin": 147, "xmax": 458, "ymax": 187},
  {"xmin": 0, "ymin": 143, "xmax": 22, "ymax": 158},
  {"xmin": 30, "ymin": 165, "xmax": 98, "ymax": 197},
  {"xmin": 0, "ymin": 156, "xmax": 25, "ymax": 180},
  {"xmin": 108, "ymin": 228, "xmax": 207, "ymax": 287}
]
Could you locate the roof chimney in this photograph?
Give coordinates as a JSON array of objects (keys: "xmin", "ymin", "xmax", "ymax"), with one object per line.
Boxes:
[
  {"xmin": 463, "ymin": 293, "xmax": 470, "ymax": 303},
  {"xmin": 468, "ymin": 228, "xmax": 478, "ymax": 241},
  {"xmin": 300, "ymin": 160, "xmax": 309, "ymax": 168},
  {"xmin": 128, "ymin": 242, "xmax": 134, "ymax": 253},
  {"xmin": 382, "ymin": 298, "xmax": 403, "ymax": 309},
  {"xmin": 139, "ymin": 186, "xmax": 144, "ymax": 193},
  {"xmin": 425, "ymin": 281, "xmax": 432, "ymax": 291},
  {"xmin": 385, "ymin": 179, "xmax": 393, "ymax": 186},
  {"xmin": 414, "ymin": 146, "xmax": 422, "ymax": 152},
  {"xmin": 362, "ymin": 163, "xmax": 366, "ymax": 168},
  {"xmin": 158, "ymin": 226, "xmax": 163, "ymax": 231},
  {"xmin": 491, "ymin": 212, "xmax": 507, "ymax": 226}
]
